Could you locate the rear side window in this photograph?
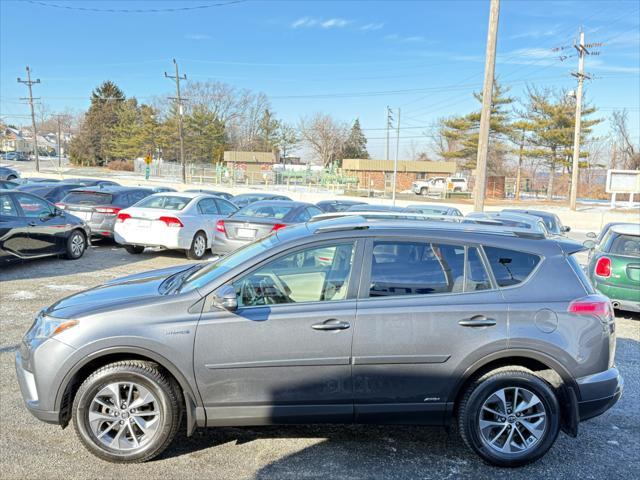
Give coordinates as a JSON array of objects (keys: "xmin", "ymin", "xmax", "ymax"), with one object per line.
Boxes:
[
  {"xmin": 215, "ymin": 199, "xmax": 237, "ymax": 215},
  {"xmin": 483, "ymin": 246, "xmax": 541, "ymax": 287},
  {"xmin": 136, "ymin": 195, "xmax": 191, "ymax": 210},
  {"xmin": 609, "ymin": 234, "xmax": 640, "ymax": 257},
  {"xmin": 62, "ymin": 191, "xmax": 113, "ymax": 205},
  {"xmin": 0, "ymin": 194, "xmax": 18, "ymax": 216}
]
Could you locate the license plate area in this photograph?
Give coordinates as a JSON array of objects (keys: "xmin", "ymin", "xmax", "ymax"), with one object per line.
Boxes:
[{"xmin": 236, "ymin": 227, "xmax": 256, "ymax": 239}]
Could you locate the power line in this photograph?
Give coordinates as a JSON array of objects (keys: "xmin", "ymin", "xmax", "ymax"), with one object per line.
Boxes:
[
  {"xmin": 24, "ymin": 0, "xmax": 247, "ymax": 13},
  {"xmin": 17, "ymin": 66, "xmax": 41, "ymax": 172},
  {"xmin": 165, "ymin": 59, "xmax": 188, "ymax": 183}
]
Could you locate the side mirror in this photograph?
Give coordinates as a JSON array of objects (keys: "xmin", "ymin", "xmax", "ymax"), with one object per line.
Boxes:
[
  {"xmin": 54, "ymin": 207, "xmax": 65, "ymax": 217},
  {"xmin": 586, "ymin": 232, "xmax": 596, "ymax": 239},
  {"xmin": 562, "ymin": 226, "xmax": 571, "ymax": 233},
  {"xmin": 582, "ymin": 239, "xmax": 596, "ymax": 250},
  {"xmin": 211, "ymin": 284, "xmax": 238, "ymax": 312}
]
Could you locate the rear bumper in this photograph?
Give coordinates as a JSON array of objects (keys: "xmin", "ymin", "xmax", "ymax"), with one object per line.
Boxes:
[
  {"xmin": 576, "ymin": 367, "xmax": 624, "ymax": 422},
  {"xmin": 114, "ymin": 226, "xmax": 192, "ymax": 250},
  {"xmin": 211, "ymin": 234, "xmax": 250, "ymax": 255},
  {"xmin": 593, "ymin": 282, "xmax": 640, "ymax": 311}
]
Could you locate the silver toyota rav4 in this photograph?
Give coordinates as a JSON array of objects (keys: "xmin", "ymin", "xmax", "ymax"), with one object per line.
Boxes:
[{"xmin": 15, "ymin": 217, "xmax": 623, "ymax": 467}]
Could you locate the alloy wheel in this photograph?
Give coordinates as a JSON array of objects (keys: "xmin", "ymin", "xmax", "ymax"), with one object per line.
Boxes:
[
  {"xmin": 194, "ymin": 235, "xmax": 206, "ymax": 257},
  {"xmin": 70, "ymin": 233, "xmax": 85, "ymax": 257},
  {"xmin": 478, "ymin": 386, "xmax": 547, "ymax": 454}
]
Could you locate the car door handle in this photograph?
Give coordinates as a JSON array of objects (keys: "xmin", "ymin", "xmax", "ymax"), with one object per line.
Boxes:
[
  {"xmin": 311, "ymin": 319, "xmax": 351, "ymax": 331},
  {"xmin": 458, "ymin": 315, "xmax": 496, "ymax": 327}
]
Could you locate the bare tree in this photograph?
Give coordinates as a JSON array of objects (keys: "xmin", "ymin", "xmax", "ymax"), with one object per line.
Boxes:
[
  {"xmin": 298, "ymin": 113, "xmax": 348, "ymax": 166},
  {"xmin": 610, "ymin": 110, "xmax": 639, "ymax": 170}
]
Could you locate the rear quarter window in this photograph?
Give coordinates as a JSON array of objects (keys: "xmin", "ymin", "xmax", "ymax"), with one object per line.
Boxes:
[
  {"xmin": 63, "ymin": 191, "xmax": 113, "ymax": 205},
  {"xmin": 483, "ymin": 246, "xmax": 541, "ymax": 287}
]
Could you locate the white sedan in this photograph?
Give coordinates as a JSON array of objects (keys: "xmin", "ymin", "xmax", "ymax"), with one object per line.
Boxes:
[{"xmin": 114, "ymin": 192, "xmax": 238, "ymax": 259}]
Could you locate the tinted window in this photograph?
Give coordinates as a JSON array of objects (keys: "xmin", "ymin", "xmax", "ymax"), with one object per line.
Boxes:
[
  {"xmin": 129, "ymin": 190, "xmax": 149, "ymax": 203},
  {"xmin": 62, "ymin": 191, "xmax": 113, "ymax": 205},
  {"xmin": 233, "ymin": 243, "xmax": 354, "ymax": 306},
  {"xmin": 609, "ymin": 234, "xmax": 640, "ymax": 257},
  {"xmin": 136, "ymin": 195, "xmax": 191, "ymax": 210},
  {"xmin": 466, "ymin": 247, "xmax": 491, "ymax": 292},
  {"xmin": 215, "ymin": 198, "xmax": 237, "ymax": 215},
  {"xmin": 0, "ymin": 194, "xmax": 18, "ymax": 216},
  {"xmin": 198, "ymin": 198, "xmax": 219, "ymax": 215},
  {"xmin": 14, "ymin": 193, "xmax": 52, "ymax": 218},
  {"xmin": 483, "ymin": 246, "xmax": 541, "ymax": 287},
  {"xmin": 237, "ymin": 204, "xmax": 293, "ymax": 219},
  {"xmin": 307, "ymin": 206, "xmax": 323, "ymax": 218},
  {"xmin": 369, "ymin": 241, "xmax": 465, "ymax": 297},
  {"xmin": 297, "ymin": 208, "xmax": 312, "ymax": 222}
]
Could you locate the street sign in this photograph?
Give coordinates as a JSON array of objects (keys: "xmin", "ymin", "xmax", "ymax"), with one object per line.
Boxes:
[{"xmin": 144, "ymin": 154, "xmax": 152, "ymax": 165}]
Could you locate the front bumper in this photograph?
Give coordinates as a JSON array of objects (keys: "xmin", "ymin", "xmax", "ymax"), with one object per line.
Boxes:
[
  {"xmin": 576, "ymin": 367, "xmax": 624, "ymax": 422},
  {"xmin": 15, "ymin": 349, "xmax": 60, "ymax": 424}
]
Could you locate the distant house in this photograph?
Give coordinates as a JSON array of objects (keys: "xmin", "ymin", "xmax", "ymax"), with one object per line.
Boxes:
[
  {"xmin": 341, "ymin": 158, "xmax": 457, "ymax": 191},
  {"xmin": 1, "ymin": 127, "xmax": 31, "ymax": 153},
  {"xmin": 223, "ymin": 151, "xmax": 280, "ymax": 175}
]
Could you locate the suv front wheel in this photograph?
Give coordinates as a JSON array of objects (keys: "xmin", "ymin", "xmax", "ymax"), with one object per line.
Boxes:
[
  {"xmin": 72, "ymin": 360, "xmax": 182, "ymax": 463},
  {"xmin": 458, "ymin": 367, "xmax": 560, "ymax": 467}
]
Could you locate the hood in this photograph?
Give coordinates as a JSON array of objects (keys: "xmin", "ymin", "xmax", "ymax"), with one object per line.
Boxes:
[{"xmin": 45, "ymin": 264, "xmax": 195, "ymax": 318}]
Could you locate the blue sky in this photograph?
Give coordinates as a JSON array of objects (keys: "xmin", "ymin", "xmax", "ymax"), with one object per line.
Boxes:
[{"xmin": 1, "ymin": 0, "xmax": 639, "ymax": 159}]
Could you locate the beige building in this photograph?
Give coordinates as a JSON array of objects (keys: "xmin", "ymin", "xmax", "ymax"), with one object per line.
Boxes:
[{"xmin": 224, "ymin": 151, "xmax": 279, "ymax": 175}]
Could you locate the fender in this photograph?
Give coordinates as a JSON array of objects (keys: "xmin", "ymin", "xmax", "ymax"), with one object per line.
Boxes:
[{"xmin": 54, "ymin": 345, "xmax": 202, "ymax": 436}]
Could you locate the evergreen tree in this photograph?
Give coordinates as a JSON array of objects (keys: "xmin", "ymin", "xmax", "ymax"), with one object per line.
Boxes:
[{"xmin": 342, "ymin": 119, "xmax": 369, "ymax": 159}]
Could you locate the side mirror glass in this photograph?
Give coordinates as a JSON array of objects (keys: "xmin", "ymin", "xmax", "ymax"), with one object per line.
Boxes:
[
  {"xmin": 586, "ymin": 232, "xmax": 596, "ymax": 239},
  {"xmin": 582, "ymin": 239, "xmax": 596, "ymax": 249},
  {"xmin": 562, "ymin": 226, "xmax": 571, "ymax": 233},
  {"xmin": 211, "ymin": 284, "xmax": 238, "ymax": 312}
]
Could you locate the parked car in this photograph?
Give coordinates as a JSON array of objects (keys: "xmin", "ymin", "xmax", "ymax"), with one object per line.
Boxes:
[
  {"xmin": 588, "ymin": 222, "xmax": 635, "ymax": 244},
  {"xmin": 346, "ymin": 204, "xmax": 408, "ymax": 213},
  {"xmin": 212, "ymin": 200, "xmax": 322, "ymax": 255},
  {"xmin": 15, "ymin": 182, "xmax": 85, "ymax": 204},
  {"xmin": 0, "ymin": 179, "xmax": 19, "ymax": 190},
  {"xmin": 0, "ymin": 190, "xmax": 89, "ymax": 263},
  {"xmin": 464, "ymin": 212, "xmax": 550, "ymax": 236},
  {"xmin": 114, "ymin": 192, "xmax": 238, "ymax": 259},
  {"xmin": 502, "ymin": 209, "xmax": 570, "ymax": 236},
  {"xmin": 14, "ymin": 177, "xmax": 60, "ymax": 185},
  {"xmin": 585, "ymin": 223, "xmax": 640, "ymax": 312},
  {"xmin": 149, "ymin": 186, "xmax": 177, "ymax": 193},
  {"xmin": 412, "ymin": 177, "xmax": 468, "ymax": 195},
  {"xmin": 57, "ymin": 186, "xmax": 153, "ymax": 239},
  {"xmin": 231, "ymin": 192, "xmax": 292, "ymax": 208},
  {"xmin": 0, "ymin": 166, "xmax": 20, "ymax": 181},
  {"xmin": 316, "ymin": 199, "xmax": 368, "ymax": 213},
  {"xmin": 62, "ymin": 178, "xmax": 120, "ymax": 188},
  {"xmin": 407, "ymin": 204, "xmax": 463, "ymax": 217},
  {"xmin": 15, "ymin": 217, "xmax": 622, "ymax": 466},
  {"xmin": 2, "ymin": 151, "xmax": 29, "ymax": 161},
  {"xmin": 184, "ymin": 188, "xmax": 234, "ymax": 201}
]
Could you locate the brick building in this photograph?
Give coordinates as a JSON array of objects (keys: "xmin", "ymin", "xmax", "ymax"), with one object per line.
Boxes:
[{"xmin": 341, "ymin": 158, "xmax": 457, "ymax": 191}]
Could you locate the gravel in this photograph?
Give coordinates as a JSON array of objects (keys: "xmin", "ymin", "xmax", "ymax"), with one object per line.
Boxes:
[{"xmin": 1, "ymin": 241, "xmax": 638, "ymax": 480}]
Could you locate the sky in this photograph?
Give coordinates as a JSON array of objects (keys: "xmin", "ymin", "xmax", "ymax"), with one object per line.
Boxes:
[{"xmin": 1, "ymin": 0, "xmax": 639, "ymax": 159}]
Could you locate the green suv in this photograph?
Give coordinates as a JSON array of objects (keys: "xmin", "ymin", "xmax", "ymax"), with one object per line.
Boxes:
[{"xmin": 586, "ymin": 223, "xmax": 640, "ymax": 312}]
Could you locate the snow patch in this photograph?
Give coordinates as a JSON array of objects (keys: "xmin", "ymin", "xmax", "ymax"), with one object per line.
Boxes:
[
  {"xmin": 9, "ymin": 290, "xmax": 36, "ymax": 300},
  {"xmin": 46, "ymin": 284, "xmax": 85, "ymax": 291}
]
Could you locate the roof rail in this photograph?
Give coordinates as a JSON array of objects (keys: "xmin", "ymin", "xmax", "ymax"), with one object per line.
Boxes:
[{"xmin": 314, "ymin": 224, "xmax": 370, "ymax": 234}]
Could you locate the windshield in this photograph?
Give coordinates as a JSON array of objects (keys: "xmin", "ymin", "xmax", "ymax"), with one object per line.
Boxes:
[
  {"xmin": 135, "ymin": 195, "xmax": 192, "ymax": 210},
  {"xmin": 179, "ymin": 234, "xmax": 280, "ymax": 293},
  {"xmin": 235, "ymin": 204, "xmax": 293, "ymax": 219},
  {"xmin": 62, "ymin": 191, "xmax": 113, "ymax": 205}
]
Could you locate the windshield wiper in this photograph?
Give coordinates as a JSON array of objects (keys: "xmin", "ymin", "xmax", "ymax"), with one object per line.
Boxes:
[{"xmin": 160, "ymin": 264, "xmax": 205, "ymax": 295}]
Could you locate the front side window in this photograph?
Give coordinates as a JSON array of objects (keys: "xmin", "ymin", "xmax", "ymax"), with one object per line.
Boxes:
[
  {"xmin": 483, "ymin": 246, "xmax": 541, "ymax": 287},
  {"xmin": 14, "ymin": 193, "xmax": 52, "ymax": 218},
  {"xmin": 369, "ymin": 241, "xmax": 466, "ymax": 297},
  {"xmin": 233, "ymin": 243, "xmax": 355, "ymax": 307}
]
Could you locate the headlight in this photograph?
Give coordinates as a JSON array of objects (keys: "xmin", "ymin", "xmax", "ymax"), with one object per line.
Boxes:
[{"xmin": 31, "ymin": 312, "xmax": 78, "ymax": 340}]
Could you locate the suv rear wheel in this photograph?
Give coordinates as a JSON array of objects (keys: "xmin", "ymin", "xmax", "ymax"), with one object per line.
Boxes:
[
  {"xmin": 457, "ymin": 367, "xmax": 560, "ymax": 467},
  {"xmin": 72, "ymin": 360, "xmax": 182, "ymax": 463}
]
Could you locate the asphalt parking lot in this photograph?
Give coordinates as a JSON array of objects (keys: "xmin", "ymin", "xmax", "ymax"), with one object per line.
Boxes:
[{"xmin": 1, "ymin": 241, "xmax": 639, "ymax": 480}]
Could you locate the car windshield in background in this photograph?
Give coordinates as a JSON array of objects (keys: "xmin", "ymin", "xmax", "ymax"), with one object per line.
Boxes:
[
  {"xmin": 179, "ymin": 234, "xmax": 281, "ymax": 293},
  {"xmin": 135, "ymin": 195, "xmax": 191, "ymax": 210},
  {"xmin": 610, "ymin": 234, "xmax": 640, "ymax": 257},
  {"xmin": 236, "ymin": 204, "xmax": 293, "ymax": 219},
  {"xmin": 62, "ymin": 191, "xmax": 113, "ymax": 205}
]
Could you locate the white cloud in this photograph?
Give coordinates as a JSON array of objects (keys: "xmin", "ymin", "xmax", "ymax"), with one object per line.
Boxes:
[
  {"xmin": 185, "ymin": 33, "xmax": 212, "ymax": 40},
  {"xmin": 385, "ymin": 33, "xmax": 425, "ymax": 43},
  {"xmin": 321, "ymin": 18, "xmax": 349, "ymax": 28},
  {"xmin": 291, "ymin": 17, "xmax": 316, "ymax": 28},
  {"xmin": 360, "ymin": 22, "xmax": 384, "ymax": 31}
]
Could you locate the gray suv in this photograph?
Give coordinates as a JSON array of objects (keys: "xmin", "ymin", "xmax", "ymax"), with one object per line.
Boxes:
[{"xmin": 15, "ymin": 218, "xmax": 623, "ymax": 466}]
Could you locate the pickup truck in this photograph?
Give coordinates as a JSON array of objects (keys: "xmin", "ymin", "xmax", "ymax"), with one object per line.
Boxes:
[{"xmin": 412, "ymin": 176, "xmax": 468, "ymax": 195}]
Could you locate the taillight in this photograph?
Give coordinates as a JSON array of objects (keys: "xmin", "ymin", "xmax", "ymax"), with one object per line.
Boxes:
[
  {"xmin": 271, "ymin": 223, "xmax": 287, "ymax": 232},
  {"xmin": 116, "ymin": 213, "xmax": 131, "ymax": 223},
  {"xmin": 595, "ymin": 257, "xmax": 611, "ymax": 277},
  {"xmin": 568, "ymin": 295, "xmax": 613, "ymax": 322},
  {"xmin": 158, "ymin": 216, "xmax": 183, "ymax": 228},
  {"xmin": 95, "ymin": 206, "xmax": 122, "ymax": 215},
  {"xmin": 215, "ymin": 219, "xmax": 226, "ymax": 233}
]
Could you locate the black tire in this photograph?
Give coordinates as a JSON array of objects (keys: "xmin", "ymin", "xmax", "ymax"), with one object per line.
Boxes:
[
  {"xmin": 457, "ymin": 367, "xmax": 560, "ymax": 468},
  {"xmin": 64, "ymin": 229, "xmax": 86, "ymax": 259},
  {"xmin": 72, "ymin": 360, "xmax": 182, "ymax": 463},
  {"xmin": 420, "ymin": 187, "xmax": 429, "ymax": 196},
  {"xmin": 124, "ymin": 245, "xmax": 145, "ymax": 254},
  {"xmin": 186, "ymin": 231, "xmax": 207, "ymax": 260}
]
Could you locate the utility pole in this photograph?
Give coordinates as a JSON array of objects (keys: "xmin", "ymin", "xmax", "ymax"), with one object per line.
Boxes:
[
  {"xmin": 473, "ymin": 0, "xmax": 500, "ymax": 212},
  {"xmin": 55, "ymin": 115, "xmax": 63, "ymax": 169},
  {"xmin": 165, "ymin": 59, "xmax": 187, "ymax": 183},
  {"xmin": 392, "ymin": 108, "xmax": 401, "ymax": 206},
  {"xmin": 568, "ymin": 30, "xmax": 591, "ymax": 211},
  {"xmin": 17, "ymin": 66, "xmax": 41, "ymax": 172},
  {"xmin": 385, "ymin": 106, "xmax": 393, "ymax": 161}
]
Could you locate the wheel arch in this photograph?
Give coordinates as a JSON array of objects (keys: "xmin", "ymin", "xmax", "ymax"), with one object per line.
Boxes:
[{"xmin": 55, "ymin": 346, "xmax": 200, "ymax": 435}]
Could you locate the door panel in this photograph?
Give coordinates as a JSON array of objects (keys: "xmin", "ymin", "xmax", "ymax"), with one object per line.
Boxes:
[{"xmin": 0, "ymin": 193, "xmax": 29, "ymax": 261}]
